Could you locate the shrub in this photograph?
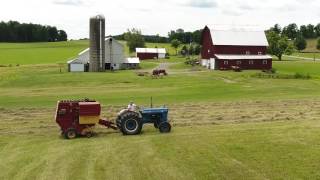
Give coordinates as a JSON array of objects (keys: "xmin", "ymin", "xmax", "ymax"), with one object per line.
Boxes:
[{"xmin": 252, "ymin": 72, "xmax": 311, "ymax": 79}]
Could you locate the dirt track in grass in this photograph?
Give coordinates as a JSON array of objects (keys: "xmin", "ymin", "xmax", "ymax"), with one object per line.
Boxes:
[{"xmin": 1, "ymin": 99, "xmax": 320, "ymax": 135}]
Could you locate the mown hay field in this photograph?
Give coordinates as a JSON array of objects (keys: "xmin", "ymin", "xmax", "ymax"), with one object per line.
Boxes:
[{"xmin": 1, "ymin": 41, "xmax": 320, "ymax": 179}]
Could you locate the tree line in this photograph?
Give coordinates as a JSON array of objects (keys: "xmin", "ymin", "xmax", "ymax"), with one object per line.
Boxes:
[
  {"xmin": 270, "ymin": 23, "xmax": 320, "ymax": 40},
  {"xmin": 0, "ymin": 21, "xmax": 68, "ymax": 42},
  {"xmin": 115, "ymin": 28, "xmax": 202, "ymax": 44},
  {"xmin": 115, "ymin": 33, "xmax": 168, "ymax": 43},
  {"xmin": 266, "ymin": 23, "xmax": 320, "ymax": 61},
  {"xmin": 168, "ymin": 29, "xmax": 202, "ymax": 44},
  {"xmin": 119, "ymin": 28, "xmax": 203, "ymax": 55}
]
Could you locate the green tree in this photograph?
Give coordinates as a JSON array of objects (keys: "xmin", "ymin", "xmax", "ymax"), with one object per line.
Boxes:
[
  {"xmin": 317, "ymin": 38, "xmax": 320, "ymax": 50},
  {"xmin": 124, "ymin": 28, "xmax": 145, "ymax": 52},
  {"xmin": 193, "ymin": 43, "xmax": 201, "ymax": 55},
  {"xmin": 48, "ymin": 26, "xmax": 58, "ymax": 42},
  {"xmin": 180, "ymin": 45, "xmax": 188, "ymax": 56},
  {"xmin": 168, "ymin": 29, "xmax": 203, "ymax": 44},
  {"xmin": 282, "ymin": 23, "xmax": 298, "ymax": 39},
  {"xmin": 189, "ymin": 44, "xmax": 194, "ymax": 55},
  {"xmin": 0, "ymin": 21, "xmax": 66, "ymax": 42},
  {"xmin": 294, "ymin": 34, "xmax": 307, "ymax": 52},
  {"xmin": 315, "ymin": 24, "xmax": 320, "ymax": 37},
  {"xmin": 300, "ymin": 25, "xmax": 308, "ymax": 38},
  {"xmin": 171, "ymin": 39, "xmax": 181, "ymax": 55},
  {"xmin": 57, "ymin": 30, "xmax": 68, "ymax": 41},
  {"xmin": 266, "ymin": 31, "xmax": 294, "ymax": 61},
  {"xmin": 306, "ymin": 24, "xmax": 316, "ymax": 38},
  {"xmin": 270, "ymin": 24, "xmax": 281, "ymax": 34}
]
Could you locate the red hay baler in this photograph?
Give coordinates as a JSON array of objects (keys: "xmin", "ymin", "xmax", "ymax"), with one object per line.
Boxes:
[{"xmin": 55, "ymin": 99, "xmax": 117, "ymax": 139}]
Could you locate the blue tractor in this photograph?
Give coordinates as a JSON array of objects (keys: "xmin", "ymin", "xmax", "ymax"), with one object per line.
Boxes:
[{"xmin": 116, "ymin": 107, "xmax": 171, "ymax": 135}]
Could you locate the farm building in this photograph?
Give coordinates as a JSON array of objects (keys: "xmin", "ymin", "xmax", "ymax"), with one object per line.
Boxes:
[
  {"xmin": 68, "ymin": 37, "xmax": 140, "ymax": 72},
  {"xmin": 201, "ymin": 26, "xmax": 272, "ymax": 70},
  {"xmin": 136, "ymin": 48, "xmax": 166, "ymax": 60}
]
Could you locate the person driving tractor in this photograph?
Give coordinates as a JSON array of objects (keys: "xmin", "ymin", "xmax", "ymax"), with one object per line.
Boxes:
[{"xmin": 127, "ymin": 101, "xmax": 137, "ymax": 111}]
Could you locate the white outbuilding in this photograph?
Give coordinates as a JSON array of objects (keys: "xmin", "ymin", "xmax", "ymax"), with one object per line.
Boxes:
[{"xmin": 68, "ymin": 37, "xmax": 140, "ymax": 72}]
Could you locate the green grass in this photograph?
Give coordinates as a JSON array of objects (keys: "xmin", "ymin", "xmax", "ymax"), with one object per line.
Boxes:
[
  {"xmin": 1, "ymin": 60, "xmax": 320, "ymax": 108},
  {"xmin": 0, "ymin": 40, "xmax": 177, "ymax": 65},
  {"xmin": 0, "ymin": 40, "xmax": 88, "ymax": 65},
  {"xmin": 292, "ymin": 52, "xmax": 320, "ymax": 59},
  {"xmin": 1, "ymin": 41, "xmax": 320, "ymax": 179},
  {"xmin": 273, "ymin": 60, "xmax": 320, "ymax": 76},
  {"xmin": 1, "ymin": 119, "xmax": 320, "ymax": 179}
]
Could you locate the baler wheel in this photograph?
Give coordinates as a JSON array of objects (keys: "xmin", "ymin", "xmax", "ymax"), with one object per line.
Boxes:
[
  {"xmin": 86, "ymin": 132, "xmax": 93, "ymax": 138},
  {"xmin": 119, "ymin": 111, "xmax": 142, "ymax": 135},
  {"xmin": 159, "ymin": 122, "xmax": 171, "ymax": 133},
  {"xmin": 65, "ymin": 129, "xmax": 77, "ymax": 139}
]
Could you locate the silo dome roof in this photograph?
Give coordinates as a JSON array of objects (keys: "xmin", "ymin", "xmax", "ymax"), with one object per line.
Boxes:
[{"xmin": 91, "ymin": 14, "xmax": 105, "ymax": 19}]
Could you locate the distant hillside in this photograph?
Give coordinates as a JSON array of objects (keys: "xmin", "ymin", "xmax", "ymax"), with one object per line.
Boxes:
[
  {"xmin": 303, "ymin": 39, "xmax": 320, "ymax": 52},
  {"xmin": 289, "ymin": 38, "xmax": 320, "ymax": 53}
]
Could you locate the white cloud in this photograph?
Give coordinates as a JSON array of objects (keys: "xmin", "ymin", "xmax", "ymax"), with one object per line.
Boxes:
[
  {"xmin": 184, "ymin": 0, "xmax": 218, "ymax": 8},
  {"xmin": 53, "ymin": 0, "xmax": 84, "ymax": 6},
  {"xmin": 0, "ymin": 0, "xmax": 319, "ymax": 39}
]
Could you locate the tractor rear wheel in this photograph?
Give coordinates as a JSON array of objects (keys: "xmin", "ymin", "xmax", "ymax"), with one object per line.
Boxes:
[
  {"xmin": 119, "ymin": 111, "xmax": 142, "ymax": 135},
  {"xmin": 64, "ymin": 128, "xmax": 77, "ymax": 139},
  {"xmin": 159, "ymin": 122, "xmax": 171, "ymax": 133}
]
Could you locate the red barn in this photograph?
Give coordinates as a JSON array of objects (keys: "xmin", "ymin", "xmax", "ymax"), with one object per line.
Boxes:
[
  {"xmin": 136, "ymin": 48, "xmax": 166, "ymax": 60},
  {"xmin": 201, "ymin": 26, "xmax": 272, "ymax": 70}
]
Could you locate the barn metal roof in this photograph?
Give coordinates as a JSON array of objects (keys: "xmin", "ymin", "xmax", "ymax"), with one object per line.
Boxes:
[
  {"xmin": 136, "ymin": 48, "xmax": 166, "ymax": 54},
  {"xmin": 210, "ymin": 30, "xmax": 269, "ymax": 46},
  {"xmin": 214, "ymin": 54, "xmax": 272, "ymax": 60}
]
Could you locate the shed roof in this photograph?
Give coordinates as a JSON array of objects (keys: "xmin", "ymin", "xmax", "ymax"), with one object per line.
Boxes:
[
  {"xmin": 125, "ymin": 58, "xmax": 140, "ymax": 64},
  {"xmin": 136, "ymin": 48, "xmax": 166, "ymax": 54},
  {"xmin": 68, "ymin": 58, "xmax": 88, "ymax": 64},
  {"xmin": 215, "ymin": 54, "xmax": 272, "ymax": 60},
  {"xmin": 210, "ymin": 30, "xmax": 269, "ymax": 46}
]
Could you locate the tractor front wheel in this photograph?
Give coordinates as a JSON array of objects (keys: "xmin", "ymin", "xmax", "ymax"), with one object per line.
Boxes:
[
  {"xmin": 64, "ymin": 128, "xmax": 77, "ymax": 139},
  {"xmin": 159, "ymin": 122, "xmax": 171, "ymax": 133}
]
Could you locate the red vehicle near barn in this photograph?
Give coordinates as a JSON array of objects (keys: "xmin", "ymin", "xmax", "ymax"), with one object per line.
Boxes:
[{"xmin": 201, "ymin": 26, "xmax": 272, "ymax": 70}]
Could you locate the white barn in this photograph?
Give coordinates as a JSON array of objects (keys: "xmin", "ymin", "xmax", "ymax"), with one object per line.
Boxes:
[{"xmin": 68, "ymin": 37, "xmax": 140, "ymax": 72}]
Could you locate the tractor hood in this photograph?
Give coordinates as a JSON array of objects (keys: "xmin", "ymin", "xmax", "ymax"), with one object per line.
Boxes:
[{"xmin": 141, "ymin": 108, "xmax": 168, "ymax": 114}]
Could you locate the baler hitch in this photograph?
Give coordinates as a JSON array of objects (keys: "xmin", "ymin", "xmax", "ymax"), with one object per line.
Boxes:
[{"xmin": 99, "ymin": 119, "xmax": 118, "ymax": 130}]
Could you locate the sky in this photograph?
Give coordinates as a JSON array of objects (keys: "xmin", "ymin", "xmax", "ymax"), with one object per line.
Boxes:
[{"xmin": 0, "ymin": 0, "xmax": 319, "ymax": 39}]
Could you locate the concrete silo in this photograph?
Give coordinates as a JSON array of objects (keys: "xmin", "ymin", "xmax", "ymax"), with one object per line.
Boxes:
[{"xmin": 89, "ymin": 15, "xmax": 105, "ymax": 72}]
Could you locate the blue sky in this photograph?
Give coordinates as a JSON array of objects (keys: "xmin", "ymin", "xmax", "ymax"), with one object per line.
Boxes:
[{"xmin": 1, "ymin": 0, "xmax": 319, "ymax": 39}]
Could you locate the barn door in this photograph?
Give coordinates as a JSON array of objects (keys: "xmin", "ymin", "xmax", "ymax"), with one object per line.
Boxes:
[{"xmin": 210, "ymin": 58, "xmax": 216, "ymax": 70}]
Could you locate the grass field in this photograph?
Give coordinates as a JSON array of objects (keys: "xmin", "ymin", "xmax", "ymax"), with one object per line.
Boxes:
[
  {"xmin": 291, "ymin": 52, "xmax": 320, "ymax": 59},
  {"xmin": 1, "ymin": 41, "xmax": 320, "ymax": 179}
]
